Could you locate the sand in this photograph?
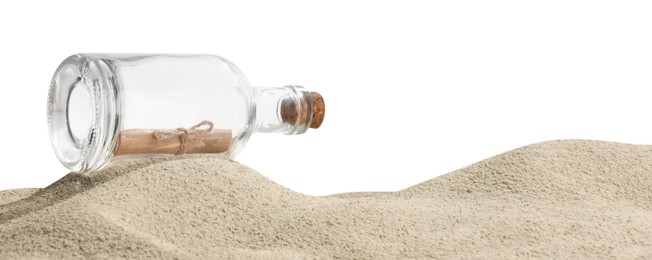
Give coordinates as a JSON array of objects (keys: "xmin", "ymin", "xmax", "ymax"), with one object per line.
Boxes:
[{"xmin": 1, "ymin": 140, "xmax": 651, "ymax": 259}]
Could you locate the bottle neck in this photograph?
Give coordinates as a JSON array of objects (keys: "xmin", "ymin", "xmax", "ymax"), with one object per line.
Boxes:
[{"xmin": 253, "ymin": 85, "xmax": 324, "ymax": 135}]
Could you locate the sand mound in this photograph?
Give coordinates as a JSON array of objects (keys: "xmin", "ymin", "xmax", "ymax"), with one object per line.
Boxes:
[{"xmin": 1, "ymin": 140, "xmax": 651, "ymax": 258}]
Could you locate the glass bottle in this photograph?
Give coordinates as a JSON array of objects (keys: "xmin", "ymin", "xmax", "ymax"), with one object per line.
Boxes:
[{"xmin": 47, "ymin": 54, "xmax": 325, "ymax": 172}]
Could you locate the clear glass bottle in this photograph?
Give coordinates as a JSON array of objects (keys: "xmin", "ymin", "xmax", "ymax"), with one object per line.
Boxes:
[{"xmin": 47, "ymin": 54, "xmax": 325, "ymax": 172}]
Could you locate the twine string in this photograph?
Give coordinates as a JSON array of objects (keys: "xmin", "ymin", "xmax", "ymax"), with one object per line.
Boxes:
[{"xmin": 152, "ymin": 120, "xmax": 214, "ymax": 155}]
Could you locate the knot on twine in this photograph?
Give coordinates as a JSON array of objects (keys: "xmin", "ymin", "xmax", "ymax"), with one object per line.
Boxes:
[{"xmin": 152, "ymin": 120, "xmax": 214, "ymax": 155}]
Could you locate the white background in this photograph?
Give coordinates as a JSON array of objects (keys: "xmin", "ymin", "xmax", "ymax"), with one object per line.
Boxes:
[{"xmin": 0, "ymin": 1, "xmax": 651, "ymax": 195}]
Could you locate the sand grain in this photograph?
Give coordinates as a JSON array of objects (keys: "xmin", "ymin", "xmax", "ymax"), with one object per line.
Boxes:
[{"xmin": 1, "ymin": 140, "xmax": 651, "ymax": 259}]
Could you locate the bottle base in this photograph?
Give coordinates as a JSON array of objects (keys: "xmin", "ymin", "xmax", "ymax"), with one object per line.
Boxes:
[{"xmin": 47, "ymin": 54, "xmax": 121, "ymax": 172}]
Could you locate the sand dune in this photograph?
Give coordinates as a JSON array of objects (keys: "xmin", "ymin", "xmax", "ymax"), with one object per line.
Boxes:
[{"xmin": 1, "ymin": 140, "xmax": 651, "ymax": 258}]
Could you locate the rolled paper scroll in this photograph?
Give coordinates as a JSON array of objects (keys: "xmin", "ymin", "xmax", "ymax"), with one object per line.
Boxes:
[{"xmin": 113, "ymin": 121, "xmax": 232, "ymax": 156}]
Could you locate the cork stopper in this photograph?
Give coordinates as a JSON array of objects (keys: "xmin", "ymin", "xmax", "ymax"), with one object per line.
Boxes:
[
  {"xmin": 309, "ymin": 92, "xmax": 325, "ymax": 128},
  {"xmin": 280, "ymin": 92, "xmax": 325, "ymax": 129}
]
